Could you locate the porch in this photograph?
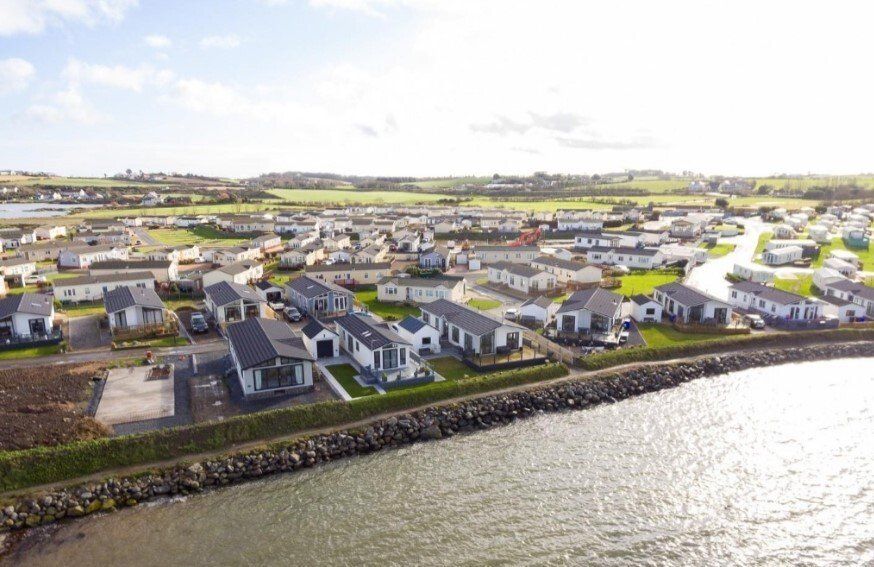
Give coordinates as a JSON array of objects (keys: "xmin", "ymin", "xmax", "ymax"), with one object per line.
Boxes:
[{"xmin": 0, "ymin": 328, "xmax": 63, "ymax": 351}]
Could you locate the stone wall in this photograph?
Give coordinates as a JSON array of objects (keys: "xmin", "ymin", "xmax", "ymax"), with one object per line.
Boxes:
[{"xmin": 3, "ymin": 341, "xmax": 873, "ymax": 531}]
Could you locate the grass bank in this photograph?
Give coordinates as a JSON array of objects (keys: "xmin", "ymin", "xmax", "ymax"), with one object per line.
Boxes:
[{"xmin": 0, "ymin": 363, "xmax": 568, "ymax": 493}]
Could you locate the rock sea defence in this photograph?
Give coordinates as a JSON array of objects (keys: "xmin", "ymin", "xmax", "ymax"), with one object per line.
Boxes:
[{"xmin": 3, "ymin": 342, "xmax": 873, "ymax": 531}]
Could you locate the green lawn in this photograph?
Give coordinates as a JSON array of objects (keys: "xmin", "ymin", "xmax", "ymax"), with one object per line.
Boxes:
[
  {"xmin": 466, "ymin": 298, "xmax": 501, "ymax": 310},
  {"xmin": 325, "ymin": 363, "xmax": 377, "ymax": 398},
  {"xmin": 754, "ymin": 232, "xmax": 773, "ymax": 255},
  {"xmin": 354, "ymin": 290, "xmax": 420, "ymax": 320},
  {"xmin": 270, "ymin": 269, "xmax": 302, "ymax": 286},
  {"xmin": 58, "ymin": 302, "xmax": 107, "ymax": 317},
  {"xmin": 699, "ymin": 243, "xmax": 736, "ymax": 258},
  {"xmin": 810, "ymin": 237, "xmax": 873, "ymax": 269},
  {"xmin": 0, "ymin": 344, "xmax": 62, "ymax": 360},
  {"xmin": 269, "ymin": 188, "xmax": 450, "ymax": 205},
  {"xmin": 149, "ymin": 226, "xmax": 249, "ymax": 246},
  {"xmin": 614, "ymin": 270, "xmax": 680, "ymax": 297},
  {"xmin": 773, "ymin": 275, "xmax": 816, "ymax": 297},
  {"xmin": 426, "ymin": 356, "xmax": 483, "ymax": 381},
  {"xmin": 636, "ymin": 324, "xmax": 721, "ymax": 348}
]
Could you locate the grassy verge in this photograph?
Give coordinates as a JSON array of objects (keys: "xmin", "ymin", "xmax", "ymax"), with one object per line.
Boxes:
[
  {"xmin": 0, "ymin": 362, "xmax": 568, "ymax": 492},
  {"xmin": 325, "ymin": 364, "xmax": 376, "ymax": 398},
  {"xmin": 577, "ymin": 327, "xmax": 874, "ymax": 371},
  {"xmin": 354, "ymin": 290, "xmax": 419, "ymax": 320},
  {"xmin": 149, "ymin": 226, "xmax": 249, "ymax": 247},
  {"xmin": 0, "ymin": 344, "xmax": 62, "ymax": 360},
  {"xmin": 636, "ymin": 324, "xmax": 721, "ymax": 348},
  {"xmin": 773, "ymin": 275, "xmax": 816, "ymax": 297},
  {"xmin": 466, "ymin": 298, "xmax": 501, "ymax": 310},
  {"xmin": 427, "ymin": 356, "xmax": 483, "ymax": 380},
  {"xmin": 699, "ymin": 243, "xmax": 736, "ymax": 257}
]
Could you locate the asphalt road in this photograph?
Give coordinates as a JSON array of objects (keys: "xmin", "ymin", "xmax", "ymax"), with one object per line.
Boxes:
[{"xmin": 685, "ymin": 218, "xmax": 767, "ymax": 301}]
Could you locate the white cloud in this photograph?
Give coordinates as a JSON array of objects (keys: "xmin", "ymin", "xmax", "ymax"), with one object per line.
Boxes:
[
  {"xmin": 144, "ymin": 34, "xmax": 171, "ymax": 48},
  {"xmin": 26, "ymin": 86, "xmax": 102, "ymax": 124},
  {"xmin": 62, "ymin": 58, "xmax": 173, "ymax": 91},
  {"xmin": 0, "ymin": 0, "xmax": 138, "ymax": 36},
  {"xmin": 0, "ymin": 58, "xmax": 36, "ymax": 93},
  {"xmin": 199, "ymin": 34, "xmax": 241, "ymax": 49}
]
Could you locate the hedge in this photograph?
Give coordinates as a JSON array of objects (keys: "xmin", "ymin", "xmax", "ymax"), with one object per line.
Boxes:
[
  {"xmin": 577, "ymin": 327, "xmax": 874, "ymax": 370},
  {"xmin": 0, "ymin": 363, "xmax": 569, "ymax": 493}
]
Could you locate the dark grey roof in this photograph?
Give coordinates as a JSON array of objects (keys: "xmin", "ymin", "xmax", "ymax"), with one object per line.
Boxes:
[
  {"xmin": 287, "ymin": 275, "xmax": 352, "ymax": 299},
  {"xmin": 334, "ymin": 314, "xmax": 411, "ymax": 350},
  {"xmin": 396, "ymin": 316, "xmax": 427, "ymax": 333},
  {"xmin": 588, "ymin": 246, "xmax": 662, "ymax": 257},
  {"xmin": 54, "ymin": 271, "xmax": 156, "ymax": 287},
  {"xmin": 219, "ymin": 260, "xmax": 261, "ymax": 275},
  {"xmin": 654, "ymin": 282, "xmax": 723, "ymax": 307},
  {"xmin": 521, "ymin": 295, "xmax": 554, "ymax": 309},
  {"xmin": 820, "ymin": 295, "xmax": 852, "ymax": 307},
  {"xmin": 419, "ymin": 298, "xmax": 511, "ymax": 336},
  {"xmin": 729, "ymin": 281, "xmax": 809, "ymax": 304},
  {"xmin": 531, "ymin": 256, "xmax": 588, "ymax": 271},
  {"xmin": 829, "ymin": 279, "xmax": 874, "ymax": 301},
  {"xmin": 204, "ymin": 281, "xmax": 264, "ymax": 306},
  {"xmin": 0, "ymin": 293, "xmax": 54, "ymax": 319},
  {"xmin": 89, "ymin": 260, "xmax": 172, "ymax": 270},
  {"xmin": 630, "ymin": 294, "xmax": 657, "ymax": 306},
  {"xmin": 378, "ymin": 276, "xmax": 463, "ymax": 288},
  {"xmin": 306, "ymin": 261, "xmax": 392, "ymax": 273},
  {"xmin": 227, "ymin": 317, "xmax": 313, "ymax": 369},
  {"xmin": 489, "ymin": 261, "xmax": 545, "ymax": 278},
  {"xmin": 556, "ymin": 288, "xmax": 623, "ymax": 317},
  {"xmin": 0, "ymin": 257, "xmax": 34, "ymax": 267},
  {"xmin": 103, "ymin": 286, "xmax": 165, "ymax": 314},
  {"xmin": 254, "ymin": 280, "xmax": 280, "ymax": 291},
  {"xmin": 301, "ymin": 318, "xmax": 338, "ymax": 339},
  {"xmin": 475, "ymin": 245, "xmax": 539, "ymax": 252}
]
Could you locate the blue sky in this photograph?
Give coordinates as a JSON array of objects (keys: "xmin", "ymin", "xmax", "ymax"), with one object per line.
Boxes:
[{"xmin": 2, "ymin": 1, "xmax": 874, "ymax": 178}]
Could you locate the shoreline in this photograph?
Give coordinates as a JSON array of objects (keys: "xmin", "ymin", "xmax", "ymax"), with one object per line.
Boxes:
[{"xmin": 2, "ymin": 342, "xmax": 872, "ymax": 537}]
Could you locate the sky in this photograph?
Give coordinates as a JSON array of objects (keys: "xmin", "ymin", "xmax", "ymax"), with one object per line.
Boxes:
[{"xmin": 1, "ymin": 0, "xmax": 873, "ymax": 179}]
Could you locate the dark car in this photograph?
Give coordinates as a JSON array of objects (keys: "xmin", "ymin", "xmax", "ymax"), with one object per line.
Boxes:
[
  {"xmin": 190, "ymin": 312, "xmax": 209, "ymax": 333},
  {"xmin": 284, "ymin": 307, "xmax": 302, "ymax": 322}
]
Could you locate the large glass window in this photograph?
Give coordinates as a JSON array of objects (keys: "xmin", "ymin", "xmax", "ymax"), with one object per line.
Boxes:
[
  {"xmin": 382, "ymin": 348, "xmax": 398, "ymax": 369},
  {"xmin": 255, "ymin": 363, "xmax": 304, "ymax": 391},
  {"xmin": 451, "ymin": 326, "xmax": 459, "ymax": 342},
  {"xmin": 225, "ymin": 305, "xmax": 241, "ymax": 322}
]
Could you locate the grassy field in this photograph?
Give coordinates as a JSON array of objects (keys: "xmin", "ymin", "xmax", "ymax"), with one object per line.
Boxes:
[
  {"xmin": 773, "ymin": 275, "xmax": 816, "ymax": 297},
  {"xmin": 354, "ymin": 290, "xmax": 419, "ymax": 320},
  {"xmin": 269, "ymin": 188, "xmax": 450, "ymax": 205},
  {"xmin": 150, "ymin": 226, "xmax": 249, "ymax": 246},
  {"xmin": 466, "ymin": 298, "xmax": 501, "ymax": 310},
  {"xmin": 79, "ymin": 202, "xmax": 287, "ymax": 219},
  {"xmin": 614, "ymin": 270, "xmax": 680, "ymax": 297},
  {"xmin": 756, "ymin": 176, "xmax": 874, "ymax": 191},
  {"xmin": 811, "ymin": 237, "xmax": 873, "ymax": 269},
  {"xmin": 599, "ymin": 178, "xmax": 692, "ymax": 192},
  {"xmin": 0, "ymin": 175, "xmax": 154, "ymax": 188},
  {"xmin": 636, "ymin": 324, "xmax": 722, "ymax": 348},
  {"xmin": 325, "ymin": 363, "xmax": 376, "ymax": 398},
  {"xmin": 0, "ymin": 344, "xmax": 62, "ymax": 360},
  {"xmin": 699, "ymin": 242, "xmax": 736, "ymax": 257},
  {"xmin": 406, "ymin": 177, "xmax": 491, "ymax": 189},
  {"xmin": 427, "ymin": 356, "xmax": 483, "ymax": 380}
]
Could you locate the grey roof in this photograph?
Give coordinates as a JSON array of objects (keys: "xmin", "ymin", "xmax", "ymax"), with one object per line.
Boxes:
[
  {"xmin": 227, "ymin": 317, "xmax": 313, "ymax": 369},
  {"xmin": 0, "ymin": 293, "xmax": 54, "ymax": 319},
  {"xmin": 103, "ymin": 286, "xmax": 165, "ymax": 314},
  {"xmin": 532, "ymin": 255, "xmax": 588, "ymax": 271},
  {"xmin": 287, "ymin": 275, "xmax": 352, "ymax": 299},
  {"xmin": 54, "ymin": 271, "xmax": 155, "ymax": 287},
  {"xmin": 396, "ymin": 316, "xmax": 427, "ymax": 333},
  {"xmin": 219, "ymin": 260, "xmax": 261, "ymax": 276},
  {"xmin": 729, "ymin": 281, "xmax": 810, "ymax": 305},
  {"xmin": 556, "ymin": 288, "xmax": 623, "ymax": 317},
  {"xmin": 378, "ymin": 276, "xmax": 463, "ymax": 288},
  {"xmin": 829, "ymin": 279, "xmax": 874, "ymax": 301},
  {"xmin": 306, "ymin": 261, "xmax": 392, "ymax": 273},
  {"xmin": 0, "ymin": 257, "xmax": 35, "ymax": 267},
  {"xmin": 630, "ymin": 294, "xmax": 657, "ymax": 306},
  {"xmin": 654, "ymin": 282, "xmax": 724, "ymax": 307},
  {"xmin": 588, "ymin": 246, "xmax": 662, "ymax": 257},
  {"xmin": 254, "ymin": 280, "xmax": 281, "ymax": 291},
  {"xmin": 62, "ymin": 244, "xmax": 116, "ymax": 255},
  {"xmin": 475, "ymin": 245, "xmax": 539, "ymax": 252},
  {"xmin": 89, "ymin": 260, "xmax": 172, "ymax": 270},
  {"xmin": 490, "ymin": 261, "xmax": 545, "ymax": 278},
  {"xmin": 301, "ymin": 318, "xmax": 338, "ymax": 339},
  {"xmin": 204, "ymin": 281, "xmax": 264, "ymax": 306},
  {"xmin": 521, "ymin": 295, "xmax": 554, "ymax": 309},
  {"xmin": 334, "ymin": 313, "xmax": 411, "ymax": 350},
  {"xmin": 419, "ymin": 298, "xmax": 513, "ymax": 336}
]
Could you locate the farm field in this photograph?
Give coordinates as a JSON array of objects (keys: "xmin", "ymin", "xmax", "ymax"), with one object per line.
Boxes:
[
  {"xmin": 79, "ymin": 202, "xmax": 289, "ymax": 219},
  {"xmin": 0, "ymin": 175, "xmax": 154, "ymax": 188},
  {"xmin": 149, "ymin": 226, "xmax": 249, "ymax": 246},
  {"xmin": 406, "ymin": 177, "xmax": 491, "ymax": 189},
  {"xmin": 596, "ymin": 178, "xmax": 692, "ymax": 192},
  {"xmin": 268, "ymin": 188, "xmax": 450, "ymax": 204},
  {"xmin": 756, "ymin": 176, "xmax": 874, "ymax": 191}
]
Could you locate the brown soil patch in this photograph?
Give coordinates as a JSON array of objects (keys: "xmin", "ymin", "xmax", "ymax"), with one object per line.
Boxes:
[{"xmin": 0, "ymin": 362, "xmax": 112, "ymax": 451}]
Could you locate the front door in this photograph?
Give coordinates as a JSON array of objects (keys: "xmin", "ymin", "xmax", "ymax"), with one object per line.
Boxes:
[
  {"xmin": 29, "ymin": 318, "xmax": 46, "ymax": 336},
  {"xmin": 713, "ymin": 308, "xmax": 727, "ymax": 325},
  {"xmin": 464, "ymin": 332, "xmax": 473, "ymax": 353},
  {"xmin": 114, "ymin": 312, "xmax": 127, "ymax": 329}
]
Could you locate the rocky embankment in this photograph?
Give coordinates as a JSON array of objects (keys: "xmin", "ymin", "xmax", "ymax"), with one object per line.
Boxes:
[{"xmin": 3, "ymin": 342, "xmax": 873, "ymax": 531}]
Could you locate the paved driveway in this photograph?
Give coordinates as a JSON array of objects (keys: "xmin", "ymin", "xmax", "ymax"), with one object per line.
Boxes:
[{"xmin": 68, "ymin": 315, "xmax": 112, "ymax": 350}]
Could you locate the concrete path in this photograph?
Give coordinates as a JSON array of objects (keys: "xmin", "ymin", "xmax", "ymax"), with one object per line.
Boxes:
[
  {"xmin": 686, "ymin": 217, "xmax": 768, "ymax": 301},
  {"xmin": 0, "ymin": 340, "xmax": 228, "ymax": 369},
  {"xmin": 133, "ymin": 227, "xmax": 159, "ymax": 246}
]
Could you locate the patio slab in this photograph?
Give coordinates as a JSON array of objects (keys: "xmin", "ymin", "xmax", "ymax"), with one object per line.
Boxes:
[{"xmin": 95, "ymin": 364, "xmax": 175, "ymax": 425}]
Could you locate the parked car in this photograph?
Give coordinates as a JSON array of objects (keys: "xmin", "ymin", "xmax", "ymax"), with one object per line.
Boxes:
[
  {"xmin": 189, "ymin": 312, "xmax": 209, "ymax": 334},
  {"xmin": 618, "ymin": 330, "xmax": 630, "ymax": 344},
  {"xmin": 504, "ymin": 307, "xmax": 519, "ymax": 321},
  {"xmin": 268, "ymin": 300, "xmax": 285, "ymax": 311},
  {"xmin": 24, "ymin": 274, "xmax": 47, "ymax": 285},
  {"xmin": 284, "ymin": 307, "xmax": 302, "ymax": 322},
  {"xmin": 745, "ymin": 314, "xmax": 765, "ymax": 329}
]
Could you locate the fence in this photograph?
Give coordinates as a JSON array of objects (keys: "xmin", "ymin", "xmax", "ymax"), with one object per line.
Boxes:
[
  {"xmin": 111, "ymin": 320, "xmax": 179, "ymax": 341},
  {"xmin": 0, "ymin": 329, "xmax": 63, "ymax": 351},
  {"xmin": 524, "ymin": 331, "xmax": 577, "ymax": 366}
]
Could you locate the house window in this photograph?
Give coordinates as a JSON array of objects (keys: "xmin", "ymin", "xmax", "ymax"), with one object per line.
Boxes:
[
  {"xmin": 646, "ymin": 308, "xmax": 655, "ymax": 315},
  {"xmin": 254, "ymin": 362, "xmax": 304, "ymax": 391},
  {"xmin": 374, "ymin": 351, "xmax": 381, "ymax": 369},
  {"xmin": 451, "ymin": 326, "xmax": 459, "ymax": 342},
  {"xmin": 422, "ymin": 312, "xmax": 430, "ymax": 324},
  {"xmin": 225, "ymin": 305, "xmax": 242, "ymax": 322},
  {"xmin": 422, "ymin": 337, "xmax": 431, "ymax": 345}
]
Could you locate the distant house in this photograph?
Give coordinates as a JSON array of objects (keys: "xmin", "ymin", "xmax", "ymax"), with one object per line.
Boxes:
[
  {"xmin": 250, "ymin": 234, "xmax": 282, "ymax": 252},
  {"xmin": 54, "ymin": 272, "xmax": 155, "ymax": 304},
  {"xmin": 213, "ymin": 247, "xmax": 261, "ymax": 266},
  {"xmin": 285, "ymin": 275, "xmax": 353, "ymax": 318},
  {"xmin": 335, "ymin": 313, "xmax": 414, "ymax": 381},
  {"xmin": 305, "ymin": 261, "xmax": 391, "ymax": 286},
  {"xmin": 419, "ymin": 246, "xmax": 453, "ymax": 270},
  {"xmin": 0, "ymin": 293, "xmax": 55, "ymax": 340},
  {"xmin": 34, "ymin": 225, "xmax": 67, "ymax": 240},
  {"xmin": 0, "ymin": 258, "xmax": 36, "ymax": 283},
  {"xmin": 89, "ymin": 259, "xmax": 179, "ymax": 283},
  {"xmin": 17, "ymin": 241, "xmax": 68, "ymax": 262},
  {"xmin": 352, "ymin": 244, "xmax": 389, "ymax": 264},
  {"xmin": 820, "ymin": 280, "xmax": 874, "ymax": 318},
  {"xmin": 103, "ymin": 286, "xmax": 168, "ymax": 333},
  {"xmin": 391, "ymin": 315, "xmax": 441, "ymax": 354},
  {"xmin": 653, "ymin": 282, "xmax": 733, "ymax": 325},
  {"xmin": 732, "ymin": 261, "xmax": 775, "ymax": 284},
  {"xmin": 300, "ymin": 318, "xmax": 340, "ymax": 359},
  {"xmin": 728, "ymin": 281, "xmax": 822, "ymax": 322},
  {"xmin": 629, "ymin": 294, "xmax": 662, "ymax": 323},
  {"xmin": 473, "ymin": 245, "xmax": 540, "ymax": 265},
  {"xmin": 519, "ymin": 295, "xmax": 559, "ymax": 325},
  {"xmin": 201, "ymin": 260, "xmax": 263, "ymax": 288},
  {"xmin": 555, "ymin": 288, "xmax": 624, "ymax": 334},
  {"xmin": 573, "ymin": 232, "xmax": 623, "ymax": 250},
  {"xmin": 586, "ymin": 246, "xmax": 664, "ymax": 270},
  {"xmin": 761, "ymin": 245, "xmax": 802, "ymax": 266},
  {"xmin": 58, "ymin": 245, "xmax": 129, "ymax": 269},
  {"xmin": 669, "ymin": 219, "xmax": 702, "ymax": 239},
  {"xmin": 487, "ymin": 262, "xmax": 557, "ymax": 294},
  {"xmin": 530, "ymin": 256, "xmax": 601, "ymax": 285},
  {"xmin": 203, "ymin": 281, "xmax": 267, "ymax": 326},
  {"xmin": 418, "ymin": 299, "xmax": 524, "ymax": 356},
  {"xmin": 226, "ymin": 317, "xmax": 315, "ymax": 398},
  {"xmin": 377, "ymin": 275, "xmax": 466, "ymax": 303}
]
